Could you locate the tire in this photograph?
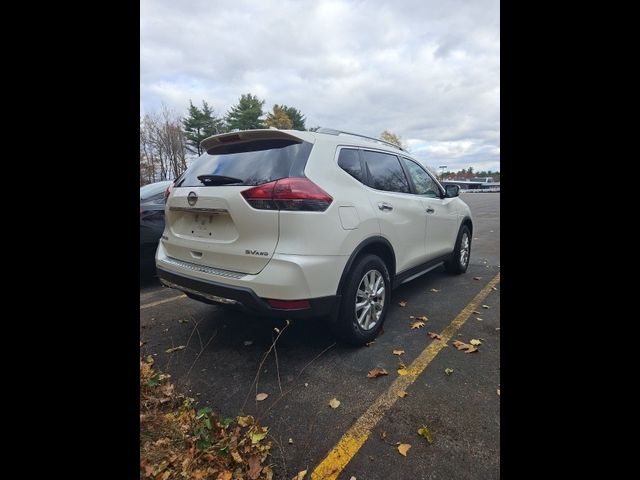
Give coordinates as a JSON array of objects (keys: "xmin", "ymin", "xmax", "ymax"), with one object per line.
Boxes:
[
  {"xmin": 444, "ymin": 224, "xmax": 471, "ymax": 274},
  {"xmin": 331, "ymin": 254, "xmax": 391, "ymax": 345}
]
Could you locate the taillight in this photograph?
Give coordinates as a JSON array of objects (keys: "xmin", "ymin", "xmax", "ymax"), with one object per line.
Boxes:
[
  {"xmin": 241, "ymin": 178, "xmax": 332, "ymax": 212},
  {"xmin": 164, "ymin": 182, "xmax": 174, "ymax": 201}
]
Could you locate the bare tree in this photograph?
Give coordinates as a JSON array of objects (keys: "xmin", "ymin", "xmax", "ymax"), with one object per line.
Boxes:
[{"xmin": 140, "ymin": 104, "xmax": 189, "ymax": 185}]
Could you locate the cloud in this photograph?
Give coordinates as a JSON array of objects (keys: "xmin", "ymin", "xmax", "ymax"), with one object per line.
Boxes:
[{"xmin": 141, "ymin": 0, "xmax": 499, "ymax": 170}]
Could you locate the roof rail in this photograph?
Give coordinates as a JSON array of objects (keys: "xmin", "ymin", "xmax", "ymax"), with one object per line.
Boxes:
[{"xmin": 316, "ymin": 127, "xmax": 408, "ymax": 152}]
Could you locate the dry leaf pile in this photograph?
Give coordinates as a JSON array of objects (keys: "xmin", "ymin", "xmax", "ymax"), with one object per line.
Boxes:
[{"xmin": 140, "ymin": 356, "xmax": 273, "ymax": 479}]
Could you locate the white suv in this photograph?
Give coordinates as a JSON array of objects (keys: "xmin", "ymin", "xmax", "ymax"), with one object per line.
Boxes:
[{"xmin": 156, "ymin": 128, "xmax": 473, "ymax": 344}]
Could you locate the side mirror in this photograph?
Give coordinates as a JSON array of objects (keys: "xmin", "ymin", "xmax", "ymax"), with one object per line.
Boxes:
[{"xmin": 445, "ymin": 184, "xmax": 460, "ymax": 198}]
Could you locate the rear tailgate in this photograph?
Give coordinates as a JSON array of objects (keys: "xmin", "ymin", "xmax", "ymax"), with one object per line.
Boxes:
[{"xmin": 163, "ymin": 130, "xmax": 313, "ymax": 275}]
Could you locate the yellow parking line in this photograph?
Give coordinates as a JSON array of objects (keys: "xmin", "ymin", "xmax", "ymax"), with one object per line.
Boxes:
[
  {"xmin": 311, "ymin": 272, "xmax": 501, "ymax": 480},
  {"xmin": 140, "ymin": 294, "xmax": 187, "ymax": 310}
]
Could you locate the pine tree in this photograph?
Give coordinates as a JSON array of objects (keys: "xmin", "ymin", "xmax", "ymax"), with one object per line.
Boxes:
[
  {"xmin": 225, "ymin": 94, "xmax": 265, "ymax": 131},
  {"xmin": 281, "ymin": 105, "xmax": 306, "ymax": 130},
  {"xmin": 182, "ymin": 100, "xmax": 224, "ymax": 155}
]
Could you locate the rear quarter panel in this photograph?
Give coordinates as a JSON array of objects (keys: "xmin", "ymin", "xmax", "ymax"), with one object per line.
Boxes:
[{"xmin": 275, "ymin": 141, "xmax": 380, "ymax": 256}]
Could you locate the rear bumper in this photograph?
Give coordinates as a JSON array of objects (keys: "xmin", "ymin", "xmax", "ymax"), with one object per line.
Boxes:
[{"xmin": 156, "ymin": 267, "xmax": 340, "ymax": 319}]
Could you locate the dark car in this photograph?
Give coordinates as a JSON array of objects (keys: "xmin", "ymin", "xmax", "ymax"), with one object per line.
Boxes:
[{"xmin": 140, "ymin": 180, "xmax": 172, "ymax": 265}]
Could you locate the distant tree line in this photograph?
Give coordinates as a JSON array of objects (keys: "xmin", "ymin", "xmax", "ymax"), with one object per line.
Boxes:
[
  {"xmin": 140, "ymin": 93, "xmax": 307, "ymax": 185},
  {"xmin": 441, "ymin": 167, "xmax": 500, "ymax": 182},
  {"xmin": 139, "ymin": 94, "xmax": 498, "ymax": 186}
]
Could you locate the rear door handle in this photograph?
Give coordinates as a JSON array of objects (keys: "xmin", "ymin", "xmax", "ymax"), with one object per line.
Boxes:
[
  {"xmin": 378, "ymin": 202, "xmax": 393, "ymax": 211},
  {"xmin": 426, "ymin": 207, "xmax": 435, "ymax": 214}
]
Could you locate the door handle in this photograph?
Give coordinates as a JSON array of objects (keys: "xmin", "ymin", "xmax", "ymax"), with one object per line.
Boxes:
[
  {"xmin": 378, "ymin": 202, "xmax": 393, "ymax": 211},
  {"xmin": 426, "ymin": 207, "xmax": 435, "ymax": 214}
]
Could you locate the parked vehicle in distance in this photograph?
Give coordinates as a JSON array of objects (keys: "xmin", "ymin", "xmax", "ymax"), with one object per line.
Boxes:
[
  {"xmin": 140, "ymin": 180, "xmax": 173, "ymax": 265},
  {"xmin": 156, "ymin": 128, "xmax": 472, "ymax": 344}
]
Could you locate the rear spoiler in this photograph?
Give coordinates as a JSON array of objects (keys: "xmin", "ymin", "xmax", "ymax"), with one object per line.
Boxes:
[{"xmin": 200, "ymin": 129, "xmax": 306, "ymax": 153}]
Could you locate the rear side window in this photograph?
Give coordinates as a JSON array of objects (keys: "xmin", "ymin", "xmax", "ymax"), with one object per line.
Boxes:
[
  {"xmin": 361, "ymin": 150, "xmax": 410, "ymax": 193},
  {"xmin": 337, "ymin": 148, "xmax": 366, "ymax": 183},
  {"xmin": 178, "ymin": 139, "xmax": 313, "ymax": 187}
]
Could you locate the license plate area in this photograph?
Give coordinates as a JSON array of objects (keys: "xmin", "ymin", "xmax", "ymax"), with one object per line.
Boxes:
[{"xmin": 190, "ymin": 213, "xmax": 214, "ymax": 238}]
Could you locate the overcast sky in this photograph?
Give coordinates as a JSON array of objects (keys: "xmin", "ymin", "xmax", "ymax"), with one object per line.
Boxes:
[{"xmin": 141, "ymin": 0, "xmax": 500, "ymax": 173}]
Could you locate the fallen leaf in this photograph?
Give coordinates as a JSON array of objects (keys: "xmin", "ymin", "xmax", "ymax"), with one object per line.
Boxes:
[
  {"xmin": 141, "ymin": 460, "xmax": 154, "ymax": 476},
  {"xmin": 256, "ymin": 393, "xmax": 268, "ymax": 401},
  {"xmin": 165, "ymin": 345, "xmax": 185, "ymax": 353},
  {"xmin": 469, "ymin": 339, "xmax": 482, "ymax": 346},
  {"xmin": 398, "ymin": 391, "xmax": 408, "ymax": 398},
  {"xmin": 398, "ymin": 301, "xmax": 408, "ymax": 307},
  {"xmin": 452, "ymin": 340, "xmax": 478, "ymax": 353},
  {"xmin": 248, "ymin": 454, "xmax": 262, "ymax": 480},
  {"xmin": 410, "ymin": 321, "xmax": 426, "ymax": 329},
  {"xmin": 497, "ymin": 388, "xmax": 500, "ymax": 396},
  {"xmin": 243, "ymin": 340, "xmax": 253, "ymax": 346},
  {"xmin": 482, "ymin": 304, "xmax": 490, "ymax": 309},
  {"xmin": 367, "ymin": 367, "xmax": 389, "ymax": 378},
  {"xmin": 397, "ymin": 366, "xmax": 409, "ymax": 376},
  {"xmin": 217, "ymin": 472, "xmax": 232, "ymax": 480},
  {"xmin": 398, "ymin": 443, "xmax": 411, "ymax": 456},
  {"xmin": 392, "ymin": 349, "xmax": 405, "ymax": 355},
  {"xmin": 427, "ymin": 331, "xmax": 442, "ymax": 340},
  {"xmin": 264, "ymin": 467, "xmax": 274, "ymax": 480},
  {"xmin": 365, "ymin": 340, "xmax": 376, "ymax": 347},
  {"xmin": 250, "ymin": 427, "xmax": 268, "ymax": 444},
  {"xmin": 288, "ymin": 438, "xmax": 294, "ymax": 444},
  {"xmin": 410, "ymin": 315, "xmax": 428, "ymax": 321},
  {"xmin": 473, "ymin": 276, "xmax": 482, "ymax": 280},
  {"xmin": 444, "ymin": 368, "xmax": 454, "ymax": 375},
  {"xmin": 417, "ymin": 425, "xmax": 434, "ymax": 444},
  {"xmin": 237, "ymin": 415, "xmax": 254, "ymax": 427},
  {"xmin": 430, "ymin": 288, "xmax": 440, "ymax": 292},
  {"xmin": 293, "ymin": 470, "xmax": 308, "ymax": 480},
  {"xmin": 329, "ymin": 398, "xmax": 341, "ymax": 409},
  {"xmin": 231, "ymin": 450, "xmax": 243, "ymax": 463},
  {"xmin": 160, "ymin": 383, "xmax": 174, "ymax": 397}
]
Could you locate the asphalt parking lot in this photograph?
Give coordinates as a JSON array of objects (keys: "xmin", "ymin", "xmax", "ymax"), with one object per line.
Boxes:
[{"xmin": 140, "ymin": 192, "xmax": 500, "ymax": 480}]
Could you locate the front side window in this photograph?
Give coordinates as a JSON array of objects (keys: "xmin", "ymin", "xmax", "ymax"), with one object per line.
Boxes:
[
  {"xmin": 401, "ymin": 158, "xmax": 441, "ymax": 198},
  {"xmin": 361, "ymin": 150, "xmax": 410, "ymax": 193}
]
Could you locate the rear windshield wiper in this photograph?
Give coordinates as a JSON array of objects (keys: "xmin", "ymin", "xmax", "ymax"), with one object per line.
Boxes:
[{"xmin": 196, "ymin": 175, "xmax": 244, "ymax": 186}]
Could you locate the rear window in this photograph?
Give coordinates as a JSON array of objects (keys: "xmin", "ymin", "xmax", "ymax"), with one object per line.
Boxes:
[{"xmin": 178, "ymin": 139, "xmax": 313, "ymax": 187}]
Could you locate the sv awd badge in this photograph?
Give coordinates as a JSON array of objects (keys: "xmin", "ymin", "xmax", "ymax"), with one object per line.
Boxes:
[{"xmin": 245, "ymin": 250, "xmax": 269, "ymax": 256}]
